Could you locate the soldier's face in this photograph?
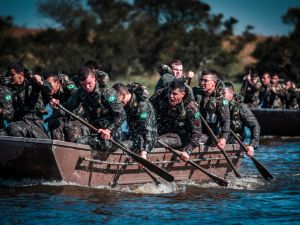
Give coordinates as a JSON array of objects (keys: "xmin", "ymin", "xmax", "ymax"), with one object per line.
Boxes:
[
  {"xmin": 200, "ymin": 75, "xmax": 216, "ymax": 93},
  {"xmin": 9, "ymin": 69, "xmax": 25, "ymax": 86},
  {"xmin": 46, "ymin": 77, "xmax": 60, "ymax": 95},
  {"xmin": 80, "ymin": 74, "xmax": 96, "ymax": 93},
  {"xmin": 271, "ymin": 75, "xmax": 279, "ymax": 85},
  {"xmin": 286, "ymin": 81, "xmax": 292, "ymax": 90},
  {"xmin": 171, "ymin": 64, "xmax": 183, "ymax": 78},
  {"xmin": 168, "ymin": 88, "xmax": 185, "ymax": 106},
  {"xmin": 224, "ymin": 87, "xmax": 234, "ymax": 101},
  {"xmin": 261, "ymin": 74, "xmax": 271, "ymax": 85},
  {"xmin": 118, "ymin": 92, "xmax": 131, "ymax": 106}
]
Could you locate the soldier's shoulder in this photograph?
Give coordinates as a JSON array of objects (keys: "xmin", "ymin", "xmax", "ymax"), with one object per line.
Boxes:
[
  {"xmin": 216, "ymin": 96, "xmax": 229, "ymax": 107},
  {"xmin": 149, "ymin": 88, "xmax": 167, "ymax": 101}
]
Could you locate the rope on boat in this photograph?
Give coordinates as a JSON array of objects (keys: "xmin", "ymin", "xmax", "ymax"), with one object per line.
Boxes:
[{"xmin": 80, "ymin": 156, "xmax": 241, "ymax": 166}]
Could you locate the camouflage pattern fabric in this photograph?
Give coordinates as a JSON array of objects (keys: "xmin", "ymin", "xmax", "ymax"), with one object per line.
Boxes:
[
  {"xmin": 285, "ymin": 88, "xmax": 299, "ymax": 110},
  {"xmin": 240, "ymin": 78, "xmax": 262, "ymax": 108},
  {"xmin": 0, "ymin": 85, "xmax": 14, "ymax": 135},
  {"xmin": 260, "ymin": 83, "xmax": 285, "ymax": 109}
]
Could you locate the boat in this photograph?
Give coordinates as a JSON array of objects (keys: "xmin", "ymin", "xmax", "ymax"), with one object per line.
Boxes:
[
  {"xmin": 0, "ymin": 136, "xmax": 243, "ymax": 188},
  {"xmin": 251, "ymin": 108, "xmax": 300, "ymax": 137}
]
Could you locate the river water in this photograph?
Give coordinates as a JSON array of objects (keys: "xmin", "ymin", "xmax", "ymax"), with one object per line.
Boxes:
[{"xmin": 0, "ymin": 138, "xmax": 299, "ymax": 225}]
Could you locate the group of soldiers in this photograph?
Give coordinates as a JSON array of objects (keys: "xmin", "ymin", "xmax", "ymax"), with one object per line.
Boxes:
[
  {"xmin": 240, "ymin": 70, "xmax": 300, "ymax": 110},
  {"xmin": 0, "ymin": 59, "xmax": 263, "ymax": 162}
]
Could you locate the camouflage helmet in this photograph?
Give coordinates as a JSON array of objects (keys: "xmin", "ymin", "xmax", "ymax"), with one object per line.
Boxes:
[{"xmin": 158, "ymin": 64, "xmax": 172, "ymax": 76}]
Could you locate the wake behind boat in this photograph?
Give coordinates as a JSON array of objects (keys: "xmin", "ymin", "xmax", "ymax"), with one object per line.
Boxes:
[{"xmin": 0, "ymin": 136, "xmax": 243, "ymax": 188}]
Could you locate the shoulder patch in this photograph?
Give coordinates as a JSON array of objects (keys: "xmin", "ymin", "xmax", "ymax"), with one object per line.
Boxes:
[
  {"xmin": 223, "ymin": 99, "xmax": 229, "ymax": 106},
  {"xmin": 194, "ymin": 111, "xmax": 201, "ymax": 119},
  {"xmin": 67, "ymin": 84, "xmax": 75, "ymax": 90},
  {"xmin": 139, "ymin": 111, "xmax": 149, "ymax": 120},
  {"xmin": 4, "ymin": 94, "xmax": 12, "ymax": 101},
  {"xmin": 107, "ymin": 95, "xmax": 117, "ymax": 104}
]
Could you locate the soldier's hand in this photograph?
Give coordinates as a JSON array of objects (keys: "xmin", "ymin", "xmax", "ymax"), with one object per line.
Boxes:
[
  {"xmin": 186, "ymin": 71, "xmax": 195, "ymax": 79},
  {"xmin": 246, "ymin": 145, "xmax": 254, "ymax": 157},
  {"xmin": 32, "ymin": 74, "xmax": 44, "ymax": 85},
  {"xmin": 179, "ymin": 151, "xmax": 190, "ymax": 162},
  {"xmin": 50, "ymin": 98, "xmax": 60, "ymax": 109},
  {"xmin": 98, "ymin": 128, "xmax": 111, "ymax": 140},
  {"xmin": 217, "ymin": 138, "xmax": 226, "ymax": 150}
]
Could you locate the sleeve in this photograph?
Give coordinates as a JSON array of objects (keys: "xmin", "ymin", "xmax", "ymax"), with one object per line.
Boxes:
[
  {"xmin": 102, "ymin": 88, "xmax": 126, "ymax": 132},
  {"xmin": 185, "ymin": 101, "xmax": 203, "ymax": 151},
  {"xmin": 0, "ymin": 88, "xmax": 14, "ymax": 121},
  {"xmin": 217, "ymin": 98, "xmax": 230, "ymax": 140},
  {"xmin": 62, "ymin": 89, "xmax": 82, "ymax": 115},
  {"xmin": 239, "ymin": 103, "xmax": 260, "ymax": 148}
]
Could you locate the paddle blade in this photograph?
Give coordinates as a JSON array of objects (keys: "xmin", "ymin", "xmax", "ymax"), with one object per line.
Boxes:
[{"xmin": 251, "ymin": 157, "xmax": 275, "ymax": 180}]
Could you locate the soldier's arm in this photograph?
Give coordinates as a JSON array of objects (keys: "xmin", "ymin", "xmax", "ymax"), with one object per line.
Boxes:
[
  {"xmin": 0, "ymin": 88, "xmax": 14, "ymax": 121},
  {"xmin": 102, "ymin": 88, "xmax": 126, "ymax": 133},
  {"xmin": 239, "ymin": 103, "xmax": 260, "ymax": 148},
  {"xmin": 185, "ymin": 101, "xmax": 203, "ymax": 153},
  {"xmin": 217, "ymin": 99, "xmax": 230, "ymax": 140},
  {"xmin": 61, "ymin": 89, "xmax": 82, "ymax": 113},
  {"xmin": 135, "ymin": 101, "xmax": 157, "ymax": 152}
]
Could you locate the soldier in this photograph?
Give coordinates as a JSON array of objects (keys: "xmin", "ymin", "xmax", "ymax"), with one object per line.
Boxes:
[
  {"xmin": 5, "ymin": 62, "xmax": 49, "ymax": 138},
  {"xmin": 224, "ymin": 82, "xmax": 260, "ymax": 157},
  {"xmin": 192, "ymin": 70, "xmax": 230, "ymax": 150},
  {"xmin": 240, "ymin": 70, "xmax": 261, "ymax": 108},
  {"xmin": 150, "ymin": 79, "xmax": 205, "ymax": 162},
  {"xmin": 112, "ymin": 83, "xmax": 157, "ymax": 159},
  {"xmin": 41, "ymin": 72, "xmax": 90, "ymax": 142},
  {"xmin": 259, "ymin": 71, "xmax": 272, "ymax": 108},
  {"xmin": 285, "ymin": 79, "xmax": 299, "ymax": 110},
  {"xmin": 0, "ymin": 85, "xmax": 14, "ymax": 135},
  {"xmin": 50, "ymin": 66, "xmax": 125, "ymax": 152},
  {"xmin": 270, "ymin": 72, "xmax": 285, "ymax": 108}
]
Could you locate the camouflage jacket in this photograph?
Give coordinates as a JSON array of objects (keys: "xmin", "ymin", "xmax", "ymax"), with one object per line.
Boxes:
[
  {"xmin": 260, "ymin": 83, "xmax": 285, "ymax": 109},
  {"xmin": 229, "ymin": 94, "xmax": 260, "ymax": 148},
  {"xmin": 150, "ymin": 88, "xmax": 202, "ymax": 150},
  {"xmin": 0, "ymin": 85, "xmax": 14, "ymax": 129},
  {"xmin": 285, "ymin": 88, "xmax": 299, "ymax": 110},
  {"xmin": 240, "ymin": 78, "xmax": 262, "ymax": 108},
  {"xmin": 9, "ymin": 79, "xmax": 47, "ymax": 121},
  {"xmin": 193, "ymin": 84, "xmax": 230, "ymax": 140},
  {"xmin": 62, "ymin": 82, "xmax": 125, "ymax": 134},
  {"xmin": 124, "ymin": 93, "xmax": 158, "ymax": 152}
]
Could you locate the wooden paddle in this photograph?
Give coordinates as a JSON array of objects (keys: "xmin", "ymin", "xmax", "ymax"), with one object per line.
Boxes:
[
  {"xmin": 158, "ymin": 140, "xmax": 229, "ymax": 187},
  {"xmin": 230, "ymin": 129, "xmax": 275, "ymax": 180},
  {"xmin": 57, "ymin": 104, "xmax": 174, "ymax": 183},
  {"xmin": 200, "ymin": 115, "xmax": 242, "ymax": 178}
]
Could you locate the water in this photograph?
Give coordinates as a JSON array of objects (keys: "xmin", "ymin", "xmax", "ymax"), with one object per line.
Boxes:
[{"xmin": 0, "ymin": 138, "xmax": 299, "ymax": 225}]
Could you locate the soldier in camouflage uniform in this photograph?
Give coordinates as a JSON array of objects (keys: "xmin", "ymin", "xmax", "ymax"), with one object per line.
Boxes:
[
  {"xmin": 5, "ymin": 62, "xmax": 49, "ymax": 138},
  {"xmin": 259, "ymin": 72, "xmax": 285, "ymax": 109},
  {"xmin": 50, "ymin": 66, "xmax": 125, "ymax": 152},
  {"xmin": 240, "ymin": 71, "xmax": 261, "ymax": 108},
  {"xmin": 150, "ymin": 79, "xmax": 205, "ymax": 162},
  {"xmin": 192, "ymin": 70, "xmax": 230, "ymax": 150},
  {"xmin": 113, "ymin": 83, "xmax": 157, "ymax": 159},
  {"xmin": 285, "ymin": 79, "xmax": 299, "ymax": 110},
  {"xmin": 0, "ymin": 85, "xmax": 14, "ymax": 135},
  {"xmin": 224, "ymin": 82, "xmax": 260, "ymax": 157},
  {"xmin": 41, "ymin": 72, "xmax": 90, "ymax": 142}
]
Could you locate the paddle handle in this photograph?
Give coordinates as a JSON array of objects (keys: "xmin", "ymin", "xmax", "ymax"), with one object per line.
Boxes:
[{"xmin": 200, "ymin": 115, "xmax": 242, "ymax": 178}]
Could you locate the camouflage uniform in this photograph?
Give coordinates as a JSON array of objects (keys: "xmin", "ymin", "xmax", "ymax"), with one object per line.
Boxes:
[
  {"xmin": 240, "ymin": 77, "xmax": 262, "ymax": 108},
  {"xmin": 150, "ymin": 88, "xmax": 203, "ymax": 153},
  {"xmin": 285, "ymin": 87, "xmax": 299, "ymax": 110},
  {"xmin": 61, "ymin": 82, "xmax": 126, "ymax": 152},
  {"xmin": 192, "ymin": 80, "xmax": 230, "ymax": 142},
  {"xmin": 259, "ymin": 83, "xmax": 285, "ymax": 109},
  {"xmin": 43, "ymin": 76, "xmax": 89, "ymax": 142},
  {"xmin": 7, "ymin": 79, "xmax": 49, "ymax": 138},
  {"xmin": 228, "ymin": 94, "xmax": 260, "ymax": 149},
  {"xmin": 0, "ymin": 85, "xmax": 14, "ymax": 135},
  {"xmin": 123, "ymin": 91, "xmax": 158, "ymax": 153}
]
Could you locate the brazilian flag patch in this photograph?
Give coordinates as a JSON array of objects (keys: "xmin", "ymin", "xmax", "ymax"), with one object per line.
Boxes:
[
  {"xmin": 139, "ymin": 111, "xmax": 149, "ymax": 120},
  {"xmin": 4, "ymin": 94, "xmax": 12, "ymax": 101},
  {"xmin": 223, "ymin": 99, "xmax": 229, "ymax": 106},
  {"xmin": 194, "ymin": 111, "xmax": 200, "ymax": 119},
  {"xmin": 107, "ymin": 95, "xmax": 117, "ymax": 104},
  {"xmin": 67, "ymin": 84, "xmax": 75, "ymax": 90}
]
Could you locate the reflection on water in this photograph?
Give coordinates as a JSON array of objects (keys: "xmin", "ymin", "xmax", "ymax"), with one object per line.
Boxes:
[{"xmin": 0, "ymin": 138, "xmax": 299, "ymax": 224}]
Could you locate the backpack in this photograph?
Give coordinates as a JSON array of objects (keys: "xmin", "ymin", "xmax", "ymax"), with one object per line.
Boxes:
[{"xmin": 127, "ymin": 82, "xmax": 149, "ymax": 101}]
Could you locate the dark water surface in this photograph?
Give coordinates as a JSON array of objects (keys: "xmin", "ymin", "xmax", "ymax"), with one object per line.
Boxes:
[{"xmin": 0, "ymin": 138, "xmax": 299, "ymax": 225}]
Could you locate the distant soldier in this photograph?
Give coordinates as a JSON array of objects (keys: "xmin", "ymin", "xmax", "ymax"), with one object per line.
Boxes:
[
  {"xmin": 113, "ymin": 83, "xmax": 157, "ymax": 159},
  {"xmin": 0, "ymin": 85, "xmax": 14, "ymax": 135},
  {"xmin": 270, "ymin": 72, "xmax": 285, "ymax": 108},
  {"xmin": 50, "ymin": 66, "xmax": 125, "ymax": 152},
  {"xmin": 224, "ymin": 82, "xmax": 260, "ymax": 157},
  {"xmin": 192, "ymin": 70, "xmax": 230, "ymax": 150},
  {"xmin": 6, "ymin": 62, "xmax": 49, "ymax": 138},
  {"xmin": 240, "ymin": 70, "xmax": 261, "ymax": 108},
  {"xmin": 285, "ymin": 79, "xmax": 299, "ymax": 110},
  {"xmin": 41, "ymin": 72, "xmax": 90, "ymax": 142},
  {"xmin": 150, "ymin": 79, "xmax": 205, "ymax": 162}
]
